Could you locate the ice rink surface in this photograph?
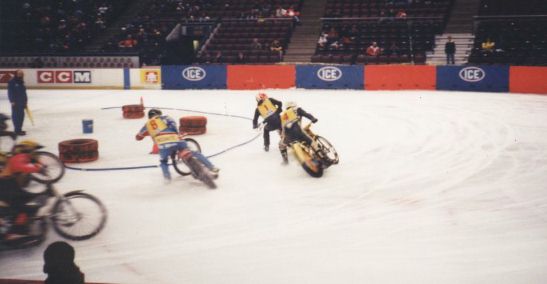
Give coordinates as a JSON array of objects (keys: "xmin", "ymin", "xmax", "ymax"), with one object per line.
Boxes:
[{"xmin": 1, "ymin": 89, "xmax": 547, "ymax": 284}]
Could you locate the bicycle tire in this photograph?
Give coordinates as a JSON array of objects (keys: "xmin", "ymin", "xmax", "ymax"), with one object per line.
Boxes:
[
  {"xmin": 30, "ymin": 151, "xmax": 65, "ymax": 184},
  {"xmin": 51, "ymin": 192, "xmax": 107, "ymax": 241}
]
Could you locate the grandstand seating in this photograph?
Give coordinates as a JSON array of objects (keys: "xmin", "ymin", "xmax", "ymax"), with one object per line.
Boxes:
[
  {"xmin": 197, "ymin": 19, "xmax": 294, "ymax": 63},
  {"xmin": 0, "ymin": 0, "xmax": 130, "ymax": 53},
  {"xmin": 469, "ymin": 0, "xmax": 547, "ymax": 66},
  {"xmin": 105, "ymin": 0, "xmax": 302, "ymax": 65},
  {"xmin": 478, "ymin": 0, "xmax": 547, "ymax": 15},
  {"xmin": 325, "ymin": 0, "xmax": 452, "ymax": 18},
  {"xmin": 312, "ymin": 0, "xmax": 450, "ymax": 64},
  {"xmin": 0, "ymin": 56, "xmax": 139, "ymax": 68}
]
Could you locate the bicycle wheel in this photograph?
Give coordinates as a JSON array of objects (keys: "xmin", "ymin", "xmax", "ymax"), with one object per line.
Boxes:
[
  {"xmin": 51, "ymin": 191, "xmax": 107, "ymax": 241},
  {"xmin": 30, "ymin": 151, "xmax": 65, "ymax": 184},
  {"xmin": 315, "ymin": 136, "xmax": 339, "ymax": 165}
]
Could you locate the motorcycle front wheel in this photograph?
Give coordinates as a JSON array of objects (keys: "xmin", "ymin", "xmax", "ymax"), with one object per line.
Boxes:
[
  {"xmin": 315, "ymin": 136, "xmax": 339, "ymax": 166},
  {"xmin": 30, "ymin": 151, "xmax": 65, "ymax": 184},
  {"xmin": 51, "ymin": 192, "xmax": 107, "ymax": 241}
]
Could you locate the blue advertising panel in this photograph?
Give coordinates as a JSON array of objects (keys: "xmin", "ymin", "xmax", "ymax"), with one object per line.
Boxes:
[
  {"xmin": 162, "ymin": 65, "xmax": 227, "ymax": 89},
  {"xmin": 436, "ymin": 65, "xmax": 509, "ymax": 92},
  {"xmin": 296, "ymin": 65, "xmax": 364, "ymax": 89}
]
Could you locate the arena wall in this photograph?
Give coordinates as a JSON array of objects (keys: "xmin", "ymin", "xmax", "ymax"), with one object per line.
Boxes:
[{"xmin": 1, "ymin": 66, "xmax": 546, "ymax": 94}]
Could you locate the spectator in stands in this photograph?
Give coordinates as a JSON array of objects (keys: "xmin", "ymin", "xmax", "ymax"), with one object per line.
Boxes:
[
  {"xmin": 212, "ymin": 51, "xmax": 224, "ymax": 63},
  {"xmin": 481, "ymin": 38, "xmax": 495, "ymax": 53},
  {"xmin": 327, "ymin": 27, "xmax": 340, "ymax": 45},
  {"xmin": 396, "ymin": 9, "xmax": 407, "ymax": 18},
  {"xmin": 270, "ymin": 39, "xmax": 283, "ymax": 59},
  {"xmin": 341, "ymin": 35, "xmax": 353, "ymax": 46},
  {"xmin": 251, "ymin": 38, "xmax": 263, "ymax": 50},
  {"xmin": 317, "ymin": 32, "xmax": 328, "ymax": 49},
  {"xmin": 366, "ymin": 42, "xmax": 382, "ymax": 56},
  {"xmin": 347, "ymin": 25, "xmax": 359, "ymax": 42},
  {"xmin": 235, "ymin": 52, "xmax": 246, "ymax": 64},
  {"xmin": 43, "ymin": 241, "xmax": 84, "ymax": 284},
  {"xmin": 118, "ymin": 34, "xmax": 138, "ymax": 49},
  {"xmin": 330, "ymin": 40, "xmax": 343, "ymax": 50},
  {"xmin": 445, "ymin": 36, "xmax": 456, "ymax": 65},
  {"xmin": 275, "ymin": 6, "xmax": 286, "ymax": 17},
  {"xmin": 286, "ymin": 5, "xmax": 301, "ymax": 25}
]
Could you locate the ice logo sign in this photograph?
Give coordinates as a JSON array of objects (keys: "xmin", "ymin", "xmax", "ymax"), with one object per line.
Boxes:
[
  {"xmin": 182, "ymin": 67, "xmax": 206, "ymax": 81},
  {"xmin": 317, "ymin": 66, "xmax": 342, "ymax": 82},
  {"xmin": 459, "ymin": 67, "xmax": 486, "ymax": 82}
]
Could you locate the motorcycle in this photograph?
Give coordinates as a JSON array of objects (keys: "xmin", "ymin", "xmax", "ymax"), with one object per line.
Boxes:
[
  {"xmin": 287, "ymin": 123, "xmax": 339, "ymax": 178},
  {"xmin": 170, "ymin": 138, "xmax": 217, "ymax": 189},
  {"xmin": 0, "ymin": 149, "xmax": 65, "ymax": 187},
  {"xmin": 0, "ymin": 184, "xmax": 108, "ymax": 250}
]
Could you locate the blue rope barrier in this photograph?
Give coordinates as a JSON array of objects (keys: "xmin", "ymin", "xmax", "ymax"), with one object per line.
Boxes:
[{"xmin": 66, "ymin": 106, "xmax": 259, "ymax": 172}]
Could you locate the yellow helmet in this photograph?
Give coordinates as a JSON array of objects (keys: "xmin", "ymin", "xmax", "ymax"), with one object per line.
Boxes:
[{"xmin": 13, "ymin": 140, "xmax": 44, "ymax": 154}]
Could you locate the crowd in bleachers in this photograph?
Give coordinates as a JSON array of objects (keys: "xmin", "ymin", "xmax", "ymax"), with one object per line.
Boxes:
[
  {"xmin": 4, "ymin": 0, "xmax": 130, "ymax": 53},
  {"xmin": 325, "ymin": 0, "xmax": 451, "ymax": 18},
  {"xmin": 101, "ymin": 0, "xmax": 302, "ymax": 65},
  {"xmin": 312, "ymin": 0, "xmax": 448, "ymax": 64},
  {"xmin": 469, "ymin": 0, "xmax": 547, "ymax": 65},
  {"xmin": 1, "ymin": 0, "xmax": 546, "ymax": 66},
  {"xmin": 197, "ymin": 20, "xmax": 294, "ymax": 63}
]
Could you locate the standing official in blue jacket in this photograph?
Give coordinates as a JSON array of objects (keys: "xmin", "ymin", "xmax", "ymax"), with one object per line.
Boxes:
[{"xmin": 7, "ymin": 70, "xmax": 28, "ymax": 136}]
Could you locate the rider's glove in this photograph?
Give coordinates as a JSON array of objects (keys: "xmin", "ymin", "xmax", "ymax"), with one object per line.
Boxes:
[
  {"xmin": 253, "ymin": 123, "xmax": 258, "ymax": 129},
  {"xmin": 312, "ymin": 118, "xmax": 318, "ymax": 123},
  {"xmin": 135, "ymin": 134, "xmax": 144, "ymax": 141}
]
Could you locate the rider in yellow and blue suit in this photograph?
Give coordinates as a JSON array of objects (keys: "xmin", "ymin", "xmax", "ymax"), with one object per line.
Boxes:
[
  {"xmin": 280, "ymin": 101, "xmax": 318, "ymax": 148},
  {"xmin": 136, "ymin": 109, "xmax": 218, "ymax": 182}
]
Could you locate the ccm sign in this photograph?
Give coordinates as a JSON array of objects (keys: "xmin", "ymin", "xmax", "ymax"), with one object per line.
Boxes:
[{"xmin": 38, "ymin": 71, "xmax": 92, "ymax": 84}]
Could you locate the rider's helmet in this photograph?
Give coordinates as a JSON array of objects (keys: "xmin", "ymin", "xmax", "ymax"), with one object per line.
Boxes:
[
  {"xmin": 256, "ymin": 93, "xmax": 268, "ymax": 102},
  {"xmin": 286, "ymin": 101, "xmax": 297, "ymax": 109},
  {"xmin": 0, "ymin": 113, "xmax": 9, "ymax": 131},
  {"xmin": 148, "ymin": 108, "xmax": 162, "ymax": 119},
  {"xmin": 13, "ymin": 140, "xmax": 44, "ymax": 154}
]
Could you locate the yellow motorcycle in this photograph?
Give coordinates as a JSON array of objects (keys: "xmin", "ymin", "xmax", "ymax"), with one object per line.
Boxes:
[{"xmin": 288, "ymin": 123, "xmax": 339, "ymax": 178}]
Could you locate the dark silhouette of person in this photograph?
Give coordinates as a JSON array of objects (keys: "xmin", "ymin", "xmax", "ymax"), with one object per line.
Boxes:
[{"xmin": 43, "ymin": 241, "xmax": 84, "ymax": 284}]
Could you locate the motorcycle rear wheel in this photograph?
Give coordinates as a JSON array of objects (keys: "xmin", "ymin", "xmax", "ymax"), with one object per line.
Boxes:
[
  {"xmin": 302, "ymin": 159, "xmax": 324, "ymax": 178},
  {"xmin": 186, "ymin": 157, "xmax": 217, "ymax": 189},
  {"xmin": 171, "ymin": 138, "xmax": 202, "ymax": 176}
]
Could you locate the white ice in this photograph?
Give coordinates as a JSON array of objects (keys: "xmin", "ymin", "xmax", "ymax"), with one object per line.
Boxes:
[{"xmin": 1, "ymin": 89, "xmax": 547, "ymax": 284}]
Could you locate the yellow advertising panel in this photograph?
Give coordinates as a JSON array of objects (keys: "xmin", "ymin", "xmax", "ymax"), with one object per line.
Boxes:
[{"xmin": 140, "ymin": 69, "xmax": 161, "ymax": 84}]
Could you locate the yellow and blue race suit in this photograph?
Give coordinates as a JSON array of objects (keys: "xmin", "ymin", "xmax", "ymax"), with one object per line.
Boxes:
[{"xmin": 136, "ymin": 115, "xmax": 215, "ymax": 180}]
